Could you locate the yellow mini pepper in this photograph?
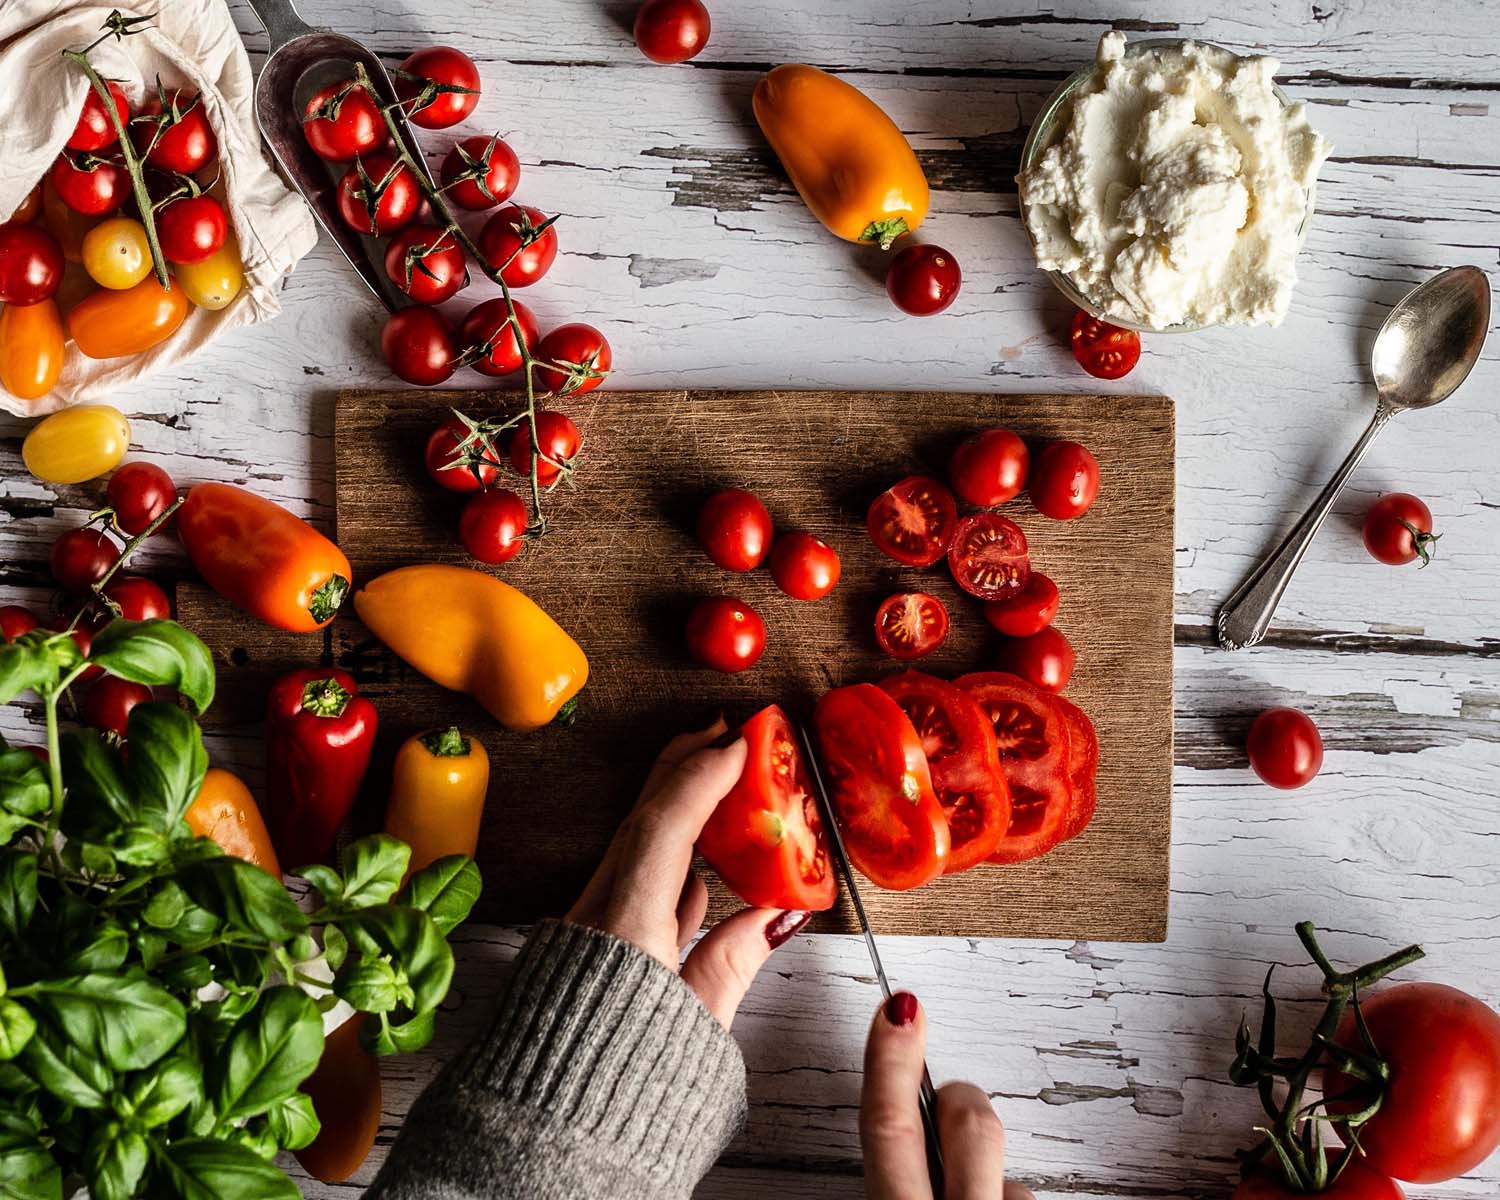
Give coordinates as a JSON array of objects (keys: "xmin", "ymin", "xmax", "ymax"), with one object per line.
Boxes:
[
  {"xmin": 753, "ymin": 63, "xmax": 929, "ymax": 249},
  {"xmin": 353, "ymin": 564, "xmax": 588, "ymax": 732},
  {"xmin": 385, "ymin": 727, "xmax": 490, "ymax": 877}
]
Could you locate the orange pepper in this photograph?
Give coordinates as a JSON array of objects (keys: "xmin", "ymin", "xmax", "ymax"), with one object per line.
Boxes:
[
  {"xmin": 354, "ymin": 564, "xmax": 587, "ymax": 732},
  {"xmin": 178, "ymin": 483, "xmax": 352, "ymax": 633},
  {"xmin": 753, "ymin": 64, "xmax": 929, "ymax": 249},
  {"xmin": 294, "ymin": 1015, "xmax": 382, "ymax": 1183},
  {"xmin": 67, "ymin": 275, "xmax": 190, "ymax": 359},
  {"xmin": 184, "ymin": 766, "xmax": 282, "ymax": 877},
  {"xmin": 385, "ymin": 726, "xmax": 490, "ymax": 878},
  {"xmin": 0, "ymin": 299, "xmax": 65, "ymax": 401}
]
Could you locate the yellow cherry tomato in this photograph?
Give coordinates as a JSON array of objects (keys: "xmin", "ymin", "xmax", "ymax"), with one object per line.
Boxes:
[
  {"xmin": 67, "ymin": 276, "xmax": 191, "ymax": 359},
  {"xmin": 21, "ymin": 403, "xmax": 130, "ymax": 484},
  {"xmin": 0, "ymin": 299, "xmax": 66, "ymax": 402},
  {"xmin": 81, "ymin": 217, "xmax": 152, "ymax": 290},
  {"xmin": 174, "ymin": 235, "xmax": 244, "ymax": 311},
  {"xmin": 42, "ymin": 177, "xmax": 99, "ymax": 263}
]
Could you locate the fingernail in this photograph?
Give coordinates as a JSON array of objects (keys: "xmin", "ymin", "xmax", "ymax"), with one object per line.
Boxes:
[
  {"xmin": 708, "ymin": 728, "xmax": 742, "ymax": 750},
  {"xmin": 765, "ymin": 909, "xmax": 812, "ymax": 948},
  {"xmin": 885, "ymin": 991, "xmax": 919, "ymax": 1027}
]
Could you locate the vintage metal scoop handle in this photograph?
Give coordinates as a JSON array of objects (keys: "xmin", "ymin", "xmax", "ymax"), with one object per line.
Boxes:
[{"xmin": 1217, "ymin": 405, "xmax": 1394, "ymax": 650}]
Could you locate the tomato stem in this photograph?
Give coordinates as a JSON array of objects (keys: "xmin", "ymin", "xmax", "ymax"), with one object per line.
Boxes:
[{"xmin": 83, "ymin": 495, "xmax": 185, "ymax": 624}]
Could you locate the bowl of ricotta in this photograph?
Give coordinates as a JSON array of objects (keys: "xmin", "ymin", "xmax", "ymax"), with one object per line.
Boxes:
[{"xmin": 1017, "ymin": 33, "xmax": 1331, "ymax": 332}]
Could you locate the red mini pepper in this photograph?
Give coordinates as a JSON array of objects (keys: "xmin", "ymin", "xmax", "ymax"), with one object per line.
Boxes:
[{"xmin": 264, "ymin": 667, "xmax": 377, "ymax": 868}]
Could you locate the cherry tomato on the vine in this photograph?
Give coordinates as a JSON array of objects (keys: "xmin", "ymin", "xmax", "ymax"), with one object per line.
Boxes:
[
  {"xmin": 107, "ymin": 462, "xmax": 177, "ymax": 535},
  {"xmin": 769, "ymin": 532, "xmax": 841, "ymax": 601},
  {"xmin": 534, "ymin": 324, "xmax": 611, "ymax": 396},
  {"xmin": 301, "ymin": 80, "xmax": 384, "ymax": 162},
  {"xmin": 132, "ymin": 91, "xmax": 218, "ymax": 173},
  {"xmin": 634, "ymin": 0, "xmax": 712, "ymax": 64},
  {"xmin": 50, "ymin": 528, "xmax": 120, "ymax": 593},
  {"xmin": 0, "ymin": 224, "xmax": 63, "ymax": 305},
  {"xmin": 1029, "ymin": 440, "xmax": 1100, "ymax": 520},
  {"xmin": 686, "ymin": 596, "xmax": 765, "ymax": 673},
  {"xmin": 949, "ymin": 427, "xmax": 1027, "ymax": 507},
  {"xmin": 459, "ymin": 489, "xmax": 529, "ymax": 564},
  {"xmin": 68, "ymin": 81, "xmax": 129, "ymax": 152},
  {"xmin": 336, "ymin": 153, "xmax": 420, "ymax": 236},
  {"xmin": 461, "ymin": 298, "xmax": 539, "ymax": 377},
  {"xmin": 1363, "ymin": 493, "xmax": 1439, "ymax": 567},
  {"xmin": 441, "ymin": 134, "xmax": 521, "ymax": 211},
  {"xmin": 1232, "ymin": 1159, "xmax": 1404, "ymax": 1200},
  {"xmin": 102, "ymin": 575, "xmax": 171, "ymax": 622},
  {"xmin": 1070, "ymin": 310, "xmax": 1141, "ymax": 379},
  {"xmin": 0, "ymin": 606, "xmax": 39, "ymax": 642},
  {"xmin": 425, "ymin": 416, "xmax": 501, "ymax": 493},
  {"xmin": 875, "ymin": 592, "xmax": 949, "ymax": 660},
  {"xmin": 886, "ymin": 244, "xmax": 961, "ymax": 316},
  {"xmin": 995, "ymin": 626, "xmax": 1074, "ymax": 693},
  {"xmin": 381, "ymin": 306, "xmax": 457, "ymax": 386},
  {"xmin": 867, "ymin": 476, "xmax": 957, "ymax": 568},
  {"xmin": 383, "ymin": 225, "xmax": 467, "ymax": 305},
  {"xmin": 395, "ymin": 46, "xmax": 481, "ymax": 130},
  {"xmin": 156, "ymin": 195, "xmax": 227, "ymax": 265},
  {"xmin": 698, "ymin": 489, "xmax": 773, "ymax": 572},
  {"xmin": 82, "ymin": 676, "xmax": 153, "ymax": 739},
  {"xmin": 80, "ymin": 217, "xmax": 151, "ymax": 290},
  {"xmin": 1246, "ymin": 707, "xmax": 1322, "ymax": 789},
  {"xmin": 509, "ymin": 412, "xmax": 581, "ymax": 486},
  {"xmin": 983, "ymin": 572, "xmax": 1059, "ymax": 638},
  {"xmin": 477, "ymin": 205, "xmax": 558, "ymax": 288}
]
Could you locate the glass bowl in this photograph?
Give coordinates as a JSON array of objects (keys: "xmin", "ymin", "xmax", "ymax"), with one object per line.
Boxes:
[{"xmin": 1017, "ymin": 38, "xmax": 1318, "ymax": 334}]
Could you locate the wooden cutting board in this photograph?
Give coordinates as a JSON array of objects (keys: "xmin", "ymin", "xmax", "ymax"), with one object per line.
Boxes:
[{"xmin": 181, "ymin": 389, "xmax": 1174, "ymax": 941}]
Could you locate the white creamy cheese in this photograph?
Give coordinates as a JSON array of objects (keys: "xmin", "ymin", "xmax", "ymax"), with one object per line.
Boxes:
[{"xmin": 1018, "ymin": 32, "xmax": 1331, "ymax": 330}]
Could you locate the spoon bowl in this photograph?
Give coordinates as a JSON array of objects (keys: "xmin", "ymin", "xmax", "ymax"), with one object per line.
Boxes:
[{"xmin": 1372, "ymin": 265, "xmax": 1491, "ymax": 412}]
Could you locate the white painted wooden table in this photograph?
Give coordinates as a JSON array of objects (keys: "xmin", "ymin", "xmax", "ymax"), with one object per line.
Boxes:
[{"xmin": 3, "ymin": 3, "xmax": 1499, "ymax": 1196}]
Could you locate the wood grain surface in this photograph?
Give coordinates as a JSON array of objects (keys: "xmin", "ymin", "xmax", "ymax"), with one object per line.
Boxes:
[{"xmin": 180, "ymin": 388, "xmax": 1175, "ymax": 940}]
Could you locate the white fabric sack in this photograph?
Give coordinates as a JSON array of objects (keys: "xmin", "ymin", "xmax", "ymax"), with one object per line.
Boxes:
[{"xmin": 0, "ymin": 0, "xmax": 318, "ymax": 416}]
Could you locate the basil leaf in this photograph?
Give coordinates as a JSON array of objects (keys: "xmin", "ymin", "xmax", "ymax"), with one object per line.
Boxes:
[
  {"xmin": 210, "ymin": 987, "xmax": 322, "ymax": 1124},
  {"xmin": 339, "ymin": 835, "xmax": 410, "ymax": 909},
  {"xmin": 0, "ymin": 852, "xmax": 38, "ymax": 944},
  {"xmin": 396, "ymin": 855, "xmax": 481, "ymax": 936},
  {"xmin": 264, "ymin": 1091, "xmax": 320, "ymax": 1151},
  {"xmin": 0, "ymin": 1000, "xmax": 36, "ymax": 1061},
  {"xmin": 229, "ymin": 1119, "xmax": 279, "ymax": 1161},
  {"xmin": 296, "ymin": 864, "xmax": 344, "ymax": 908},
  {"xmin": 58, "ymin": 732, "xmax": 134, "ymax": 841},
  {"xmin": 125, "ymin": 1048, "xmax": 201, "ymax": 1128},
  {"xmin": 88, "ymin": 619, "xmax": 215, "ymax": 715},
  {"xmin": 83, "ymin": 1123, "xmax": 148, "ymax": 1200},
  {"xmin": 340, "ymin": 906, "xmax": 453, "ymax": 1013},
  {"xmin": 334, "ymin": 958, "xmax": 402, "ymax": 1013},
  {"xmin": 17, "ymin": 1017, "xmax": 111, "ymax": 1109},
  {"xmin": 28, "ymin": 970, "xmax": 185, "ymax": 1071},
  {"xmin": 124, "ymin": 702, "xmax": 206, "ymax": 834},
  {"xmin": 321, "ymin": 924, "xmax": 347, "ymax": 972},
  {"xmin": 55, "ymin": 920, "xmax": 128, "ymax": 974},
  {"xmin": 108, "ymin": 824, "xmax": 172, "ymax": 867},
  {"xmin": 0, "ymin": 741, "xmax": 49, "ymax": 845},
  {"xmin": 153, "ymin": 1137, "xmax": 300, "ymax": 1200},
  {"xmin": 0, "ymin": 1121, "xmax": 61, "ymax": 1200},
  {"xmin": 0, "ymin": 632, "xmax": 76, "ymax": 706},
  {"xmin": 364, "ymin": 1007, "xmax": 435, "ymax": 1056},
  {"xmin": 176, "ymin": 858, "xmax": 307, "ymax": 943}
]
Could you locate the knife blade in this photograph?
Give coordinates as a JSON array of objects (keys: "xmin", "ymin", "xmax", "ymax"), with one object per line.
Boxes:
[{"xmin": 796, "ymin": 722, "xmax": 946, "ymax": 1194}]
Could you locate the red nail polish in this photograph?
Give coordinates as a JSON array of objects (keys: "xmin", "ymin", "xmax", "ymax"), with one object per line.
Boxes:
[
  {"xmin": 765, "ymin": 910, "xmax": 811, "ymax": 948},
  {"xmin": 886, "ymin": 991, "xmax": 919, "ymax": 1026}
]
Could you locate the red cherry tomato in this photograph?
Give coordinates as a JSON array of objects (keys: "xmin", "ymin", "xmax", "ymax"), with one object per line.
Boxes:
[
  {"xmin": 50, "ymin": 154, "xmax": 128, "ymax": 216},
  {"xmin": 1029, "ymin": 440, "xmax": 1100, "ymax": 520},
  {"xmin": 68, "ymin": 81, "xmax": 129, "ymax": 152},
  {"xmin": 0, "ymin": 224, "xmax": 64, "ymax": 305},
  {"xmin": 885, "ymin": 244, "xmax": 961, "ymax": 316},
  {"xmin": 995, "ymin": 626, "xmax": 1074, "ymax": 693},
  {"xmin": 459, "ymin": 489, "xmax": 528, "ymax": 564},
  {"xmin": 383, "ymin": 225, "xmax": 467, "ymax": 305},
  {"xmin": 107, "ymin": 462, "xmax": 176, "ymax": 536},
  {"xmin": 983, "ymin": 572, "xmax": 1058, "ymax": 637},
  {"xmin": 866, "ymin": 475, "xmax": 957, "ymax": 568},
  {"xmin": 1232, "ymin": 1158, "xmax": 1404, "ymax": 1200},
  {"xmin": 381, "ymin": 307, "xmax": 457, "ymax": 386},
  {"xmin": 0, "ymin": 606, "xmax": 39, "ymax": 642},
  {"xmin": 534, "ymin": 324, "xmax": 611, "ymax": 396},
  {"xmin": 461, "ymin": 298, "xmax": 539, "ymax": 377},
  {"xmin": 102, "ymin": 576, "xmax": 171, "ymax": 622},
  {"xmin": 54, "ymin": 615, "xmax": 104, "ymax": 684},
  {"xmin": 156, "ymin": 195, "xmax": 227, "ymax": 265},
  {"xmin": 1246, "ymin": 707, "xmax": 1322, "ymax": 789},
  {"xmin": 1070, "ymin": 310, "xmax": 1140, "ymax": 379},
  {"xmin": 4, "ymin": 185, "xmax": 41, "ymax": 228},
  {"xmin": 947, "ymin": 513, "xmax": 1030, "ymax": 601},
  {"xmin": 424, "ymin": 415, "xmax": 501, "ymax": 493},
  {"xmin": 133, "ymin": 91, "xmax": 218, "ymax": 173},
  {"xmin": 686, "ymin": 596, "xmax": 765, "ymax": 673},
  {"xmin": 50, "ymin": 528, "xmax": 120, "ymax": 593},
  {"xmin": 336, "ymin": 153, "xmax": 419, "ymax": 236},
  {"xmin": 634, "ymin": 0, "xmax": 712, "ymax": 63},
  {"xmin": 395, "ymin": 46, "xmax": 481, "ymax": 130},
  {"xmin": 301, "ymin": 80, "xmax": 384, "ymax": 162},
  {"xmin": 769, "ymin": 532, "xmax": 841, "ymax": 601},
  {"xmin": 441, "ymin": 134, "xmax": 521, "ymax": 211},
  {"xmin": 697, "ymin": 489, "xmax": 773, "ymax": 572},
  {"xmin": 508, "ymin": 412, "xmax": 581, "ymax": 486},
  {"xmin": 1363, "ymin": 493, "xmax": 1438, "ymax": 566},
  {"xmin": 82, "ymin": 676, "xmax": 153, "ymax": 739},
  {"xmin": 874, "ymin": 592, "xmax": 949, "ymax": 660},
  {"xmin": 477, "ymin": 205, "xmax": 558, "ymax": 289},
  {"xmin": 949, "ymin": 428, "xmax": 1028, "ymax": 507}
]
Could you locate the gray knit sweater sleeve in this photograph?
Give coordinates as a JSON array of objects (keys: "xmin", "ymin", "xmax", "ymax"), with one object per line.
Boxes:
[{"xmin": 364, "ymin": 919, "xmax": 747, "ymax": 1200}]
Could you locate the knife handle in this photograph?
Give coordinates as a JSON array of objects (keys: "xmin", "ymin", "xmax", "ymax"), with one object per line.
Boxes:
[{"xmin": 918, "ymin": 1065, "xmax": 946, "ymax": 1195}]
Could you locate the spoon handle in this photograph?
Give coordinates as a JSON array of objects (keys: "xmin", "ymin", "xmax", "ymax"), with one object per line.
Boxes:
[{"xmin": 1216, "ymin": 407, "xmax": 1396, "ymax": 650}]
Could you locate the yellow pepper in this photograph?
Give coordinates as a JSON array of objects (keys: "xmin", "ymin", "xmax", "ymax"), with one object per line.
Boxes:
[
  {"xmin": 384, "ymin": 726, "xmax": 490, "ymax": 877},
  {"xmin": 353, "ymin": 564, "xmax": 587, "ymax": 732},
  {"xmin": 753, "ymin": 63, "xmax": 929, "ymax": 249}
]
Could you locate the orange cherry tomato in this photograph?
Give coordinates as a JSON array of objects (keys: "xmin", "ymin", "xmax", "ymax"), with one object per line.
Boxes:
[
  {"xmin": 67, "ymin": 276, "xmax": 190, "ymax": 359},
  {"xmin": 0, "ymin": 298, "xmax": 65, "ymax": 401},
  {"xmin": 295, "ymin": 1016, "xmax": 382, "ymax": 1182},
  {"xmin": 41, "ymin": 177, "xmax": 99, "ymax": 263},
  {"xmin": 184, "ymin": 767, "xmax": 282, "ymax": 876}
]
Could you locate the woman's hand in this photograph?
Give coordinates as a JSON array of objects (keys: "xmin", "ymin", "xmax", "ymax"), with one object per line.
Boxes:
[
  {"xmin": 862, "ymin": 991, "xmax": 1034, "ymax": 1200},
  {"xmin": 566, "ymin": 716, "xmax": 812, "ymax": 1029}
]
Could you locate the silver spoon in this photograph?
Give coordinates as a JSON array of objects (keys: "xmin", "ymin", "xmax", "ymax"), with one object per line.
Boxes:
[{"xmin": 1216, "ymin": 266, "xmax": 1491, "ymax": 650}]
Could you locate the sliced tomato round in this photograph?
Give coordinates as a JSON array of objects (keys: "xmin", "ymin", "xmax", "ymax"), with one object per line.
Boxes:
[
  {"xmin": 697, "ymin": 704, "xmax": 837, "ymax": 912},
  {"xmin": 878, "ymin": 671, "xmax": 1011, "ymax": 874},
  {"xmin": 874, "ymin": 591, "xmax": 949, "ymax": 660},
  {"xmin": 1053, "ymin": 695, "xmax": 1099, "ymax": 841},
  {"xmin": 867, "ymin": 475, "xmax": 957, "ymax": 567},
  {"xmin": 948, "ymin": 513, "xmax": 1030, "ymax": 601},
  {"xmin": 953, "ymin": 672, "xmax": 1071, "ymax": 864},
  {"xmin": 812, "ymin": 684, "xmax": 950, "ymax": 890}
]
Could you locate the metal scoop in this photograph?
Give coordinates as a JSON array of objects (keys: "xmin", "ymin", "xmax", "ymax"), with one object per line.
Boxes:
[{"xmin": 243, "ymin": 0, "xmax": 440, "ymax": 312}]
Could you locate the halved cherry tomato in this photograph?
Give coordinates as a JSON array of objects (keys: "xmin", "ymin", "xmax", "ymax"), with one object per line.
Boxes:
[
  {"xmin": 50, "ymin": 154, "xmax": 128, "ymax": 216},
  {"xmin": 441, "ymin": 133, "xmax": 521, "ymax": 211},
  {"xmin": 697, "ymin": 489, "xmax": 773, "ymax": 572},
  {"xmin": 132, "ymin": 90, "xmax": 218, "ymax": 173},
  {"xmin": 1053, "ymin": 695, "xmax": 1099, "ymax": 841},
  {"xmin": 384, "ymin": 225, "xmax": 467, "ymax": 305},
  {"xmin": 461, "ymin": 298, "xmax": 539, "ymax": 377},
  {"xmin": 686, "ymin": 596, "xmax": 765, "ymax": 673},
  {"xmin": 948, "ymin": 513, "xmax": 1030, "ymax": 601},
  {"xmin": 995, "ymin": 626, "xmax": 1074, "ymax": 693},
  {"xmin": 879, "ymin": 671, "xmax": 1010, "ymax": 873},
  {"xmin": 395, "ymin": 46, "xmax": 481, "ymax": 130},
  {"xmin": 698, "ymin": 704, "xmax": 837, "ymax": 911},
  {"xmin": 0, "ymin": 298, "xmax": 65, "ymax": 401},
  {"xmin": 68, "ymin": 276, "xmax": 191, "ymax": 359},
  {"xmin": 1070, "ymin": 310, "xmax": 1140, "ymax": 379},
  {"xmin": 867, "ymin": 475, "xmax": 956, "ymax": 567},
  {"xmin": 80, "ymin": 217, "xmax": 151, "ymax": 289},
  {"xmin": 874, "ymin": 591, "xmax": 948, "ymax": 660},
  {"xmin": 424, "ymin": 415, "xmax": 501, "ymax": 493},
  {"xmin": 0, "ymin": 224, "xmax": 64, "ymax": 304},
  {"xmin": 955, "ymin": 672, "xmax": 1072, "ymax": 864},
  {"xmin": 1030, "ymin": 440, "xmax": 1100, "ymax": 520},
  {"xmin": 769, "ymin": 531, "xmax": 841, "ymax": 601},
  {"xmin": 477, "ymin": 204, "xmax": 558, "ymax": 288},
  {"xmin": 69, "ymin": 81, "xmax": 129, "ymax": 152},
  {"xmin": 173, "ymin": 236, "xmax": 244, "ymax": 311},
  {"xmin": 984, "ymin": 572, "xmax": 1059, "ymax": 638},
  {"xmin": 185, "ymin": 766, "xmax": 281, "ymax": 875},
  {"xmin": 949, "ymin": 427, "xmax": 1028, "ymax": 507},
  {"xmin": 812, "ymin": 683, "xmax": 949, "ymax": 890},
  {"xmin": 294, "ymin": 1015, "xmax": 381, "ymax": 1182},
  {"xmin": 301, "ymin": 80, "xmax": 384, "ymax": 162},
  {"xmin": 509, "ymin": 411, "xmax": 581, "ymax": 486}
]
